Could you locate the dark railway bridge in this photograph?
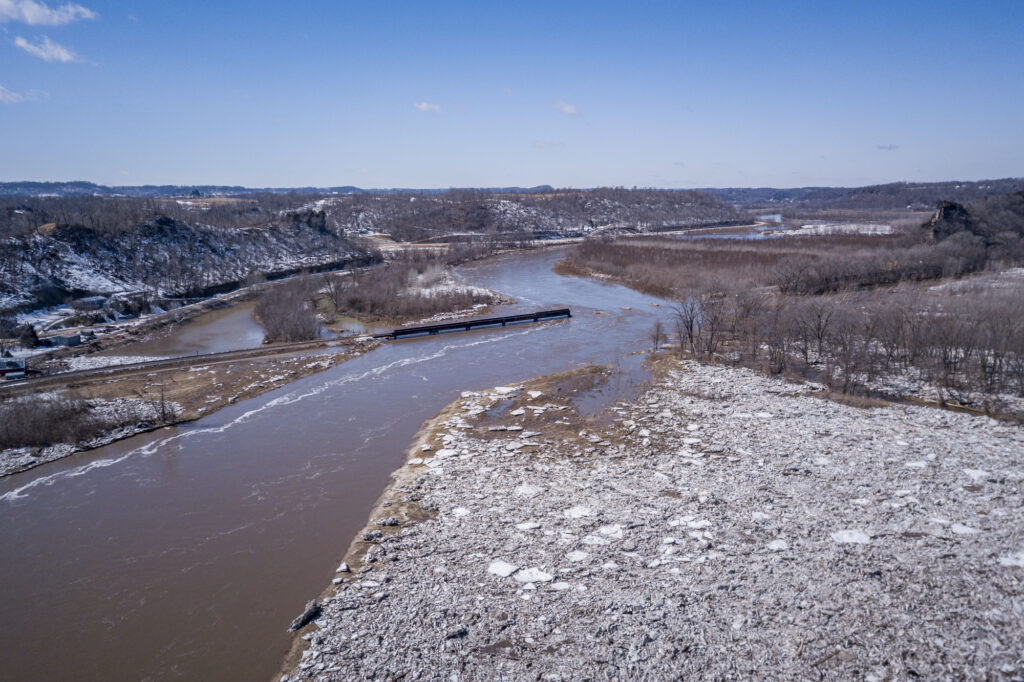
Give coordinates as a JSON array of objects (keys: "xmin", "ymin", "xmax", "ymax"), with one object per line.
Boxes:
[{"xmin": 378, "ymin": 308, "xmax": 571, "ymax": 340}]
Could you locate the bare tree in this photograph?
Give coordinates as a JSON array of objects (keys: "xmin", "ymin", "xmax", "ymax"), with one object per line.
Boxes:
[
  {"xmin": 649, "ymin": 320, "xmax": 666, "ymax": 352},
  {"xmin": 0, "ymin": 311, "xmax": 15, "ymax": 355},
  {"xmin": 759, "ymin": 298, "xmax": 790, "ymax": 375},
  {"xmin": 825, "ymin": 305, "xmax": 864, "ymax": 393},
  {"xmin": 673, "ymin": 298, "xmax": 701, "ymax": 356},
  {"xmin": 254, "ymin": 277, "xmax": 322, "ymax": 343},
  {"xmin": 321, "ymin": 272, "xmax": 348, "ymax": 321},
  {"xmin": 698, "ymin": 290, "xmax": 726, "ymax": 358}
]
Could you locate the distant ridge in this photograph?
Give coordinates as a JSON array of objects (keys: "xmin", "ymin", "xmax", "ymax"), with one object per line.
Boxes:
[
  {"xmin": 700, "ymin": 179, "xmax": 1024, "ymax": 210},
  {"xmin": 4, "ymin": 179, "xmax": 1023, "ymax": 209},
  {"xmin": 0, "ymin": 182, "xmax": 556, "ymax": 198}
]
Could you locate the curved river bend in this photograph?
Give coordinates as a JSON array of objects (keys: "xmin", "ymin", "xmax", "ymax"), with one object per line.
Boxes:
[{"xmin": 0, "ymin": 250, "xmax": 674, "ymax": 681}]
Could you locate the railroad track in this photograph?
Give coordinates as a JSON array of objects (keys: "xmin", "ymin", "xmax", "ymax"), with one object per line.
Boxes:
[{"xmin": 0, "ymin": 337, "xmax": 369, "ymax": 397}]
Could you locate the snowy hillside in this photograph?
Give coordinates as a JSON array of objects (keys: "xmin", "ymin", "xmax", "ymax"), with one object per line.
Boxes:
[
  {"xmin": 0, "ymin": 212, "xmax": 366, "ymax": 311},
  {"xmin": 318, "ymin": 188, "xmax": 738, "ymax": 241}
]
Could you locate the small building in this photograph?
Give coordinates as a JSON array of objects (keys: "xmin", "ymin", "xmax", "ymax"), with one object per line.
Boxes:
[
  {"xmin": 0, "ymin": 358, "xmax": 26, "ymax": 380},
  {"xmin": 73, "ymin": 296, "xmax": 107, "ymax": 311},
  {"xmin": 52, "ymin": 334, "xmax": 82, "ymax": 347}
]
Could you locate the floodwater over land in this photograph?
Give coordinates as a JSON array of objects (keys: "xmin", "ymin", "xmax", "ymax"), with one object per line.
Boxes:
[
  {"xmin": 0, "ymin": 250, "xmax": 676, "ymax": 681},
  {"xmin": 102, "ymin": 300, "xmax": 266, "ymax": 357}
]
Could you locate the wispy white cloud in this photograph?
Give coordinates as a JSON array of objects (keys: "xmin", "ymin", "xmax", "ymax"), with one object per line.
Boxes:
[
  {"xmin": 0, "ymin": 85, "xmax": 46, "ymax": 103},
  {"xmin": 413, "ymin": 101, "xmax": 441, "ymax": 112},
  {"xmin": 876, "ymin": 144, "xmax": 899, "ymax": 151},
  {"xmin": 0, "ymin": 84, "xmax": 25, "ymax": 103},
  {"xmin": 14, "ymin": 35, "xmax": 77, "ymax": 61},
  {"xmin": 0, "ymin": 0, "xmax": 96, "ymax": 25},
  {"xmin": 554, "ymin": 100, "xmax": 580, "ymax": 116}
]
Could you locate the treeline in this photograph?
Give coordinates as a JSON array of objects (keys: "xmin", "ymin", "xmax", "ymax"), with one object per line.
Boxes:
[
  {"xmin": 666, "ymin": 287, "xmax": 1024, "ymax": 410},
  {"xmin": 254, "ymin": 277, "xmax": 323, "ymax": 343},
  {"xmin": 566, "ymin": 189, "xmax": 1024, "ymax": 413},
  {"xmin": 0, "ymin": 393, "xmax": 177, "ymax": 452},
  {"xmin": 783, "ymin": 190, "xmax": 1024, "ymax": 294},
  {"xmin": 773, "ymin": 232, "xmax": 1000, "ymax": 294},
  {"xmin": 563, "ymin": 234, "xmax": 927, "ymax": 297},
  {"xmin": 705, "ymin": 179, "xmax": 1024, "ymax": 211},
  {"xmin": 322, "ymin": 249, "xmax": 496, "ymax": 322},
  {"xmin": 565, "ymin": 192, "xmax": 1024, "ymax": 298},
  {"xmin": 252, "ymin": 247, "xmax": 498, "ymax": 341}
]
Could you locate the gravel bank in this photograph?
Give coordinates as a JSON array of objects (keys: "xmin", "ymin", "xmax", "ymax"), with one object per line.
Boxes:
[{"xmin": 284, "ymin": 360, "xmax": 1024, "ymax": 680}]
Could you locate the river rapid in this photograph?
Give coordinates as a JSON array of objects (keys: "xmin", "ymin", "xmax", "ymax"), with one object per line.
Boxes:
[{"xmin": 0, "ymin": 249, "xmax": 675, "ymax": 681}]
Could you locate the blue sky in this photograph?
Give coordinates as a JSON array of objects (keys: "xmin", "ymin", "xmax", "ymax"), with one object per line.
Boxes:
[{"xmin": 2, "ymin": 0, "xmax": 1022, "ymax": 188}]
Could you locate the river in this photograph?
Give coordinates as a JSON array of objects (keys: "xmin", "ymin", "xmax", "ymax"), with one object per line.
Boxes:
[{"xmin": 0, "ymin": 249, "xmax": 674, "ymax": 681}]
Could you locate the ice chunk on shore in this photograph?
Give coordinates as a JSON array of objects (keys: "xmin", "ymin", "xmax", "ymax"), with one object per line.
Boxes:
[
  {"xmin": 963, "ymin": 468, "xmax": 990, "ymax": 483},
  {"xmin": 564, "ymin": 505, "xmax": 592, "ymax": 519},
  {"xmin": 831, "ymin": 530, "xmax": 871, "ymax": 544},
  {"xmin": 514, "ymin": 484, "xmax": 543, "ymax": 498},
  {"xmin": 998, "ymin": 551, "xmax": 1024, "ymax": 567},
  {"xmin": 488, "ymin": 561, "xmax": 518, "ymax": 577},
  {"xmin": 515, "ymin": 567, "xmax": 553, "ymax": 583}
]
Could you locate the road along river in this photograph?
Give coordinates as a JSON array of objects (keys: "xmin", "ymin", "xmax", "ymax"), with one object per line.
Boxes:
[{"xmin": 0, "ymin": 249, "xmax": 675, "ymax": 681}]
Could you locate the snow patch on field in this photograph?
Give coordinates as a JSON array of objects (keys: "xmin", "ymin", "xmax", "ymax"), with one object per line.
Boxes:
[
  {"xmin": 772, "ymin": 222, "xmax": 893, "ymax": 236},
  {"xmin": 64, "ymin": 355, "xmax": 171, "ymax": 371}
]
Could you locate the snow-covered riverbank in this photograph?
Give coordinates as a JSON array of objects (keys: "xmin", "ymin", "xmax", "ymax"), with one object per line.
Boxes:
[{"xmin": 284, "ymin": 360, "xmax": 1024, "ymax": 680}]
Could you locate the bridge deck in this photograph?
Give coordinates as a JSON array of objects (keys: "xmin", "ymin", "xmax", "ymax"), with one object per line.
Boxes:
[{"xmin": 378, "ymin": 308, "xmax": 571, "ymax": 340}]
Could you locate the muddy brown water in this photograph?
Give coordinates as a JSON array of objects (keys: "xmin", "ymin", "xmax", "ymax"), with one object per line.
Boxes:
[
  {"xmin": 99, "ymin": 300, "xmax": 266, "ymax": 357},
  {"xmin": 0, "ymin": 250, "xmax": 676, "ymax": 681}
]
